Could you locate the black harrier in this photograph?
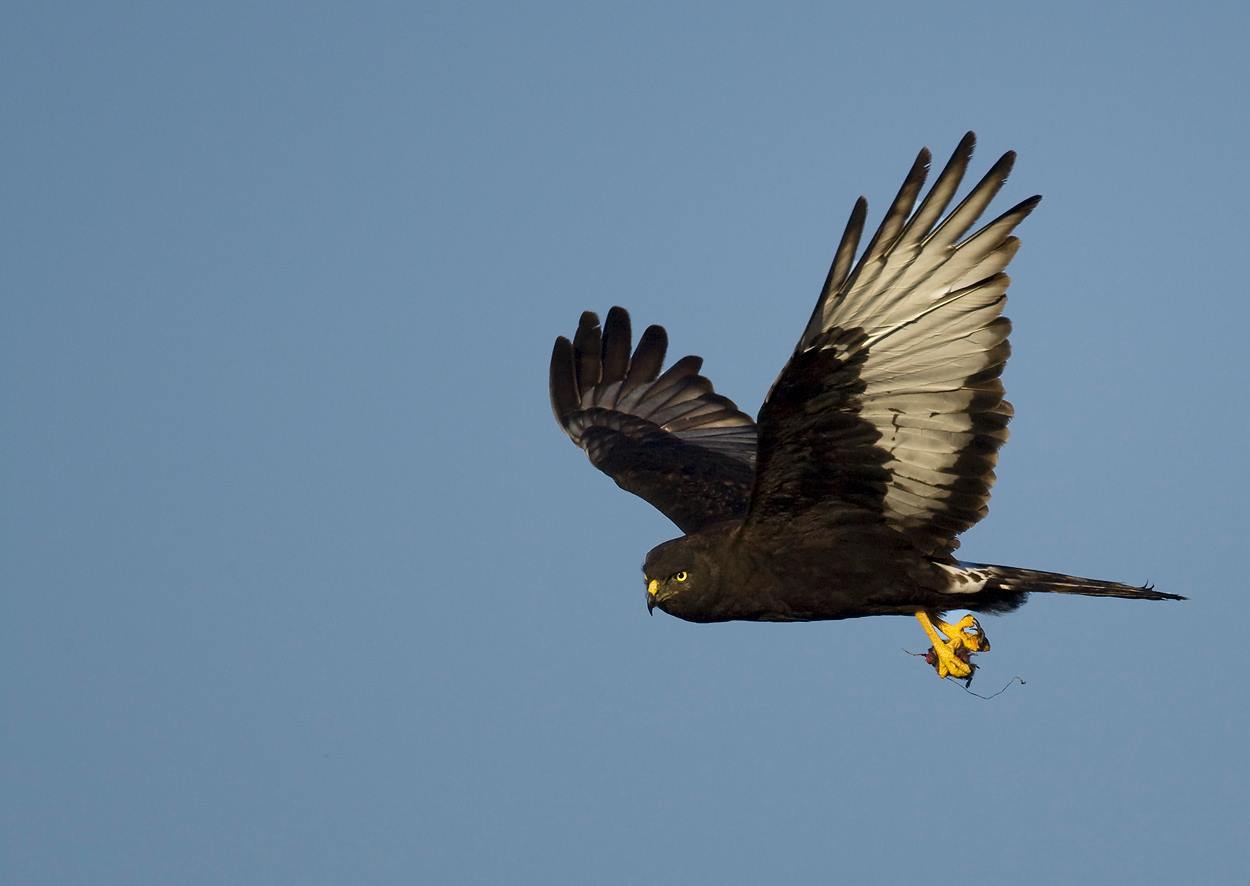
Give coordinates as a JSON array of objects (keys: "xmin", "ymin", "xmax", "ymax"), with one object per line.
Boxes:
[{"xmin": 548, "ymin": 133, "xmax": 1183, "ymax": 681}]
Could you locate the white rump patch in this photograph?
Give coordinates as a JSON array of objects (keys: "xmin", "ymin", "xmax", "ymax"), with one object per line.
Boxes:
[{"xmin": 936, "ymin": 560, "xmax": 993, "ymax": 594}]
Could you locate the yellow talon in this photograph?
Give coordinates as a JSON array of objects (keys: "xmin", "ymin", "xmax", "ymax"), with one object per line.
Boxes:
[
  {"xmin": 936, "ymin": 614, "xmax": 990, "ymax": 654},
  {"xmin": 915, "ymin": 610, "xmax": 989, "ymax": 681}
]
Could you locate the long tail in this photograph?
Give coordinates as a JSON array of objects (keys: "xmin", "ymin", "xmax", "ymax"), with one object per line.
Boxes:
[{"xmin": 948, "ymin": 561, "xmax": 1186, "ymax": 613}]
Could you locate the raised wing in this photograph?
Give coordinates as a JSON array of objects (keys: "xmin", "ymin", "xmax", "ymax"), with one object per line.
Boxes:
[
  {"xmin": 747, "ymin": 133, "xmax": 1041, "ymax": 555},
  {"xmin": 550, "ymin": 307, "xmax": 757, "ymax": 534}
]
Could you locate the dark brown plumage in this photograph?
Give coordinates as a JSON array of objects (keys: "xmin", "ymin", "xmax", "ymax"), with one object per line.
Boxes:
[{"xmin": 548, "ymin": 133, "xmax": 1183, "ymax": 678}]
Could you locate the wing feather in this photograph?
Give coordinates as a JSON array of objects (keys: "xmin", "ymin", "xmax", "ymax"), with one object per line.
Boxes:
[
  {"xmin": 550, "ymin": 308, "xmax": 758, "ymax": 533},
  {"xmin": 748, "ymin": 133, "xmax": 1040, "ymax": 555}
]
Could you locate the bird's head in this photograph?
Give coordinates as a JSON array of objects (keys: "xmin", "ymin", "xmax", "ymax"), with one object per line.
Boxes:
[{"xmin": 643, "ymin": 534, "xmax": 722, "ymax": 619}]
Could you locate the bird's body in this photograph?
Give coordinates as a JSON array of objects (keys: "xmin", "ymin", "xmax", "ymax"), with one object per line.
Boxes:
[
  {"xmin": 645, "ymin": 523, "xmax": 950, "ymax": 623},
  {"xmin": 549, "ymin": 133, "xmax": 1184, "ymax": 681}
]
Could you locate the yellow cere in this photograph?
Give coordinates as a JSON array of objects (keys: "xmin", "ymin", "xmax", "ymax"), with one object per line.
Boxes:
[{"xmin": 647, "ymin": 579, "xmax": 660, "ymax": 597}]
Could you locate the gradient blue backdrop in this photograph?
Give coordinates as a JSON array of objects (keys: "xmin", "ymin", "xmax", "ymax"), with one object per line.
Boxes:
[{"xmin": 5, "ymin": 2, "xmax": 1248, "ymax": 883}]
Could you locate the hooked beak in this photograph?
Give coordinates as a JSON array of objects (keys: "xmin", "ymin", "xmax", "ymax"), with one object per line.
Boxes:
[{"xmin": 647, "ymin": 578, "xmax": 659, "ymax": 615}]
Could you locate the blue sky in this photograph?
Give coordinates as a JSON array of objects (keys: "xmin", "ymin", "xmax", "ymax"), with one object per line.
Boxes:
[{"xmin": 5, "ymin": 2, "xmax": 1248, "ymax": 883}]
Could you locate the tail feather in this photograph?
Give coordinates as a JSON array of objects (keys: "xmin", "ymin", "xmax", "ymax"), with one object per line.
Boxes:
[{"xmin": 958, "ymin": 561, "xmax": 1185, "ymax": 611}]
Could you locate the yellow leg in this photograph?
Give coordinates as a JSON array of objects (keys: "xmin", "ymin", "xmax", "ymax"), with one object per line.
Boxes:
[{"xmin": 915, "ymin": 610, "xmax": 989, "ymax": 680}]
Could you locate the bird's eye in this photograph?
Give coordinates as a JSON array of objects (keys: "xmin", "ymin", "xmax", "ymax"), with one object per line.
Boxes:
[{"xmin": 674, "ymin": 571, "xmax": 688, "ymax": 582}]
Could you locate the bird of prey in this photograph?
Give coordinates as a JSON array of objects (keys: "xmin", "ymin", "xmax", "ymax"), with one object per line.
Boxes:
[{"xmin": 548, "ymin": 133, "xmax": 1183, "ymax": 682}]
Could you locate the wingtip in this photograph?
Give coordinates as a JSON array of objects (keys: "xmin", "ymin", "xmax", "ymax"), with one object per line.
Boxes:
[
  {"xmin": 1012, "ymin": 194, "xmax": 1044, "ymax": 217},
  {"xmin": 549, "ymin": 335, "xmax": 578, "ymax": 427},
  {"xmin": 601, "ymin": 306, "xmax": 633, "ymax": 386},
  {"xmin": 986, "ymin": 149, "xmax": 1017, "ymax": 181},
  {"xmin": 956, "ymin": 130, "xmax": 977, "ymax": 158}
]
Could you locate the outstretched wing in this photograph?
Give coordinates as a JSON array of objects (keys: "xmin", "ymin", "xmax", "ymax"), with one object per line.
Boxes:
[
  {"xmin": 550, "ymin": 307, "xmax": 758, "ymax": 534},
  {"xmin": 747, "ymin": 132, "xmax": 1041, "ymax": 556}
]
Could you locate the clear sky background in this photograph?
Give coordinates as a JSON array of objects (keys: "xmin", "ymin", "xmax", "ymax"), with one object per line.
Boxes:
[{"xmin": 5, "ymin": 2, "xmax": 1249, "ymax": 883}]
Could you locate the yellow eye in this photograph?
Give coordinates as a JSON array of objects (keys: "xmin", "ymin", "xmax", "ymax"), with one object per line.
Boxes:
[{"xmin": 673, "ymin": 571, "xmax": 688, "ymax": 582}]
